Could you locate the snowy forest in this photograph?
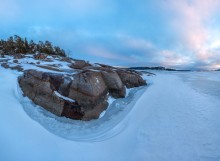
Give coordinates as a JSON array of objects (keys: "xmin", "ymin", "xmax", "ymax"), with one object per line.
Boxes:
[{"xmin": 0, "ymin": 35, "xmax": 66, "ymax": 57}]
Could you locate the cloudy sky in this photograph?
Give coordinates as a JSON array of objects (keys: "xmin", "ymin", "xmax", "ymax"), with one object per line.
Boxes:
[{"xmin": 1, "ymin": 0, "xmax": 220, "ymax": 69}]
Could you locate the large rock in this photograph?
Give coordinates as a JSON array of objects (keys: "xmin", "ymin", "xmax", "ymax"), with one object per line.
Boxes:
[
  {"xmin": 101, "ymin": 70, "xmax": 126, "ymax": 98},
  {"xmin": 70, "ymin": 60, "xmax": 91, "ymax": 69},
  {"xmin": 60, "ymin": 57, "xmax": 73, "ymax": 63},
  {"xmin": 19, "ymin": 70, "xmax": 75, "ymax": 117},
  {"xmin": 18, "ymin": 63, "xmax": 147, "ymax": 121},
  {"xmin": 68, "ymin": 71, "xmax": 109, "ymax": 120},
  {"xmin": 116, "ymin": 69, "xmax": 147, "ymax": 88},
  {"xmin": 18, "ymin": 70, "xmax": 108, "ymax": 120}
]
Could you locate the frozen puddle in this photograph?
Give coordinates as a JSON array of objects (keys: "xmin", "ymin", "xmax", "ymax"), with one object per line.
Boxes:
[{"xmin": 16, "ymin": 82, "xmax": 148, "ymax": 142}]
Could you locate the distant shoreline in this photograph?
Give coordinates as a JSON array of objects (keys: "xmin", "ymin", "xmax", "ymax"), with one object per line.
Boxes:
[{"xmin": 129, "ymin": 66, "xmax": 220, "ymax": 72}]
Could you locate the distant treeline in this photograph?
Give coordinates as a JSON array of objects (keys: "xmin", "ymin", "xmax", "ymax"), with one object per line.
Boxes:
[
  {"xmin": 0, "ymin": 35, "xmax": 66, "ymax": 57},
  {"xmin": 129, "ymin": 66, "xmax": 191, "ymax": 71}
]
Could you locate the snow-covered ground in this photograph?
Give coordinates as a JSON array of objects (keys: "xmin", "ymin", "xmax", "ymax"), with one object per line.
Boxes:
[
  {"xmin": 1, "ymin": 67, "xmax": 220, "ymax": 161},
  {"xmin": 1, "ymin": 54, "xmax": 76, "ymax": 73}
]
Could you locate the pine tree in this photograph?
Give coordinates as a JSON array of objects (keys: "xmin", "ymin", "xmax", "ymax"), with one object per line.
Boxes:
[
  {"xmin": 0, "ymin": 35, "xmax": 66, "ymax": 56},
  {"xmin": 14, "ymin": 35, "xmax": 25, "ymax": 53},
  {"xmin": 6, "ymin": 36, "xmax": 15, "ymax": 54},
  {"xmin": 29, "ymin": 40, "xmax": 36, "ymax": 53},
  {"xmin": 24, "ymin": 38, "xmax": 29, "ymax": 53}
]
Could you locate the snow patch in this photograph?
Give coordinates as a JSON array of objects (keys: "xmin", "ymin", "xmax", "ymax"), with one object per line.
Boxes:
[{"xmin": 54, "ymin": 91, "xmax": 75, "ymax": 103}]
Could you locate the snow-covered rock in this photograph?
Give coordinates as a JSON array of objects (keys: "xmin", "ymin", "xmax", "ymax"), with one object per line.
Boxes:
[{"xmin": 6, "ymin": 54, "xmax": 147, "ymax": 120}]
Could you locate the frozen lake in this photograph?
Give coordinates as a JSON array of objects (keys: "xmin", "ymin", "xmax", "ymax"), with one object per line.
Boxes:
[{"xmin": 0, "ymin": 68, "xmax": 220, "ymax": 161}]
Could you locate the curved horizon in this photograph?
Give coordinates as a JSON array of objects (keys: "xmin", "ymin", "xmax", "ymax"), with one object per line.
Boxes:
[{"xmin": 1, "ymin": 0, "xmax": 220, "ymax": 70}]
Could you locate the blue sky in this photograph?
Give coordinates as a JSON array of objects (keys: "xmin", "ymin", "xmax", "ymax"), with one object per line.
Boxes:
[{"xmin": 1, "ymin": 0, "xmax": 220, "ymax": 69}]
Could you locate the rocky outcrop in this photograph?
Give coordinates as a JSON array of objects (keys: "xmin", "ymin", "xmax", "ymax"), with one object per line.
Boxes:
[
  {"xmin": 36, "ymin": 65, "xmax": 63, "ymax": 72},
  {"xmin": 60, "ymin": 57, "xmax": 74, "ymax": 63},
  {"xmin": 101, "ymin": 70, "xmax": 126, "ymax": 98},
  {"xmin": 19, "ymin": 70, "xmax": 76, "ymax": 117},
  {"xmin": 70, "ymin": 60, "xmax": 91, "ymax": 69},
  {"xmin": 1, "ymin": 63, "xmax": 23, "ymax": 71},
  {"xmin": 16, "ymin": 56, "xmax": 147, "ymax": 121},
  {"xmin": 18, "ymin": 66, "xmax": 146, "ymax": 120},
  {"xmin": 34, "ymin": 53, "xmax": 48, "ymax": 60},
  {"xmin": 19, "ymin": 70, "xmax": 109, "ymax": 120},
  {"xmin": 116, "ymin": 69, "xmax": 146, "ymax": 88},
  {"xmin": 18, "ymin": 71, "xmax": 69, "ymax": 119},
  {"xmin": 68, "ymin": 71, "xmax": 109, "ymax": 120}
]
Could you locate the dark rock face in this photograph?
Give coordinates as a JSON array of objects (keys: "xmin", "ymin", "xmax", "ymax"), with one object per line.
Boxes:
[
  {"xmin": 1, "ymin": 63, "xmax": 23, "ymax": 71},
  {"xmin": 60, "ymin": 57, "xmax": 73, "ymax": 63},
  {"xmin": 1, "ymin": 63, "xmax": 9, "ymax": 69},
  {"xmin": 82, "ymin": 65, "xmax": 104, "ymax": 71},
  {"xmin": 18, "ymin": 63, "xmax": 147, "ymax": 121},
  {"xmin": 13, "ymin": 59, "xmax": 19, "ymax": 63},
  {"xmin": 68, "ymin": 71, "xmax": 109, "ymax": 120},
  {"xmin": 70, "ymin": 60, "xmax": 91, "ymax": 69},
  {"xmin": 36, "ymin": 65, "xmax": 63, "ymax": 72},
  {"xmin": 101, "ymin": 70, "xmax": 126, "ymax": 98},
  {"xmin": 18, "ymin": 70, "xmax": 109, "ymax": 120},
  {"xmin": 11, "ymin": 65, "xmax": 23, "ymax": 71},
  {"xmin": 116, "ymin": 69, "xmax": 147, "ymax": 88},
  {"xmin": 19, "ymin": 70, "xmax": 69, "ymax": 116}
]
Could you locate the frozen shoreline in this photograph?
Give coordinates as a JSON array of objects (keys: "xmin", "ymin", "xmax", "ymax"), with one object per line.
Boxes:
[
  {"xmin": 16, "ymin": 78, "xmax": 149, "ymax": 141},
  {"xmin": 1, "ymin": 67, "xmax": 220, "ymax": 161}
]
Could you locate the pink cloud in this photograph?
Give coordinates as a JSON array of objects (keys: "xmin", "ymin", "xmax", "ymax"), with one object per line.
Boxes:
[
  {"xmin": 159, "ymin": 50, "xmax": 192, "ymax": 67},
  {"xmin": 163, "ymin": 0, "xmax": 220, "ymax": 67}
]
